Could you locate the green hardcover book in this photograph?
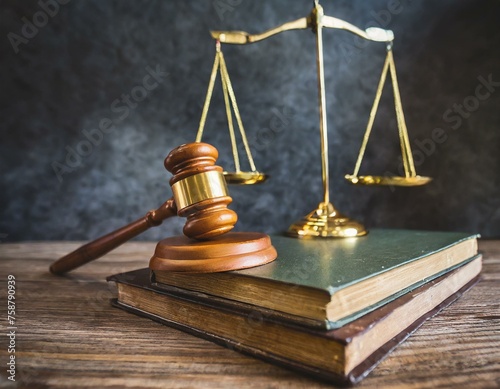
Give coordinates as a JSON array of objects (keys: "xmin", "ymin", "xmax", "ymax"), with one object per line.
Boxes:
[{"xmin": 152, "ymin": 229, "xmax": 479, "ymax": 329}]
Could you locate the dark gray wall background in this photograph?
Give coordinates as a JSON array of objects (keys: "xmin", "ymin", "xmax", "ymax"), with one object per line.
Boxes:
[{"xmin": 1, "ymin": 0, "xmax": 499, "ymax": 242}]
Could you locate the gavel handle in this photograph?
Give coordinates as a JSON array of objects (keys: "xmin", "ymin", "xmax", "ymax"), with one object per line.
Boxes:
[{"xmin": 50, "ymin": 198, "xmax": 177, "ymax": 275}]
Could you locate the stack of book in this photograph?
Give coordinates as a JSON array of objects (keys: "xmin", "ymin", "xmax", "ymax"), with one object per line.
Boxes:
[{"xmin": 108, "ymin": 229, "xmax": 481, "ymax": 385}]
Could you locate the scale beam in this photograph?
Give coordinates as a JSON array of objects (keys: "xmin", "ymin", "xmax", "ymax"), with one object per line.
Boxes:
[{"xmin": 210, "ymin": 16, "xmax": 393, "ymax": 45}]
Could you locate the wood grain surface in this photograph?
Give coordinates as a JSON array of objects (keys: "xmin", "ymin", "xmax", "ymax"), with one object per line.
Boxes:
[{"xmin": 0, "ymin": 240, "xmax": 499, "ymax": 388}]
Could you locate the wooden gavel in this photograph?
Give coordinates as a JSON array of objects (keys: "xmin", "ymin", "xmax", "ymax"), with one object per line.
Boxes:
[{"xmin": 50, "ymin": 143, "xmax": 238, "ymax": 275}]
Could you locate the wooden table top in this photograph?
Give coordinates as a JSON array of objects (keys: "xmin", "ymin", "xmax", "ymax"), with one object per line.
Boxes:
[{"xmin": 0, "ymin": 240, "xmax": 499, "ymax": 388}]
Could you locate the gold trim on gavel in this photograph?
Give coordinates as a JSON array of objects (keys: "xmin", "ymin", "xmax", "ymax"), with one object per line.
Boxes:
[{"xmin": 171, "ymin": 171, "xmax": 229, "ymax": 210}]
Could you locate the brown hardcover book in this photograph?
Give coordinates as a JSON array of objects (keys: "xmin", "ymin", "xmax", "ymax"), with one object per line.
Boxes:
[{"xmin": 108, "ymin": 255, "xmax": 481, "ymax": 385}]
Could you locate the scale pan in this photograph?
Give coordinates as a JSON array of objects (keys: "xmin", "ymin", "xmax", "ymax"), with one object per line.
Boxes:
[
  {"xmin": 223, "ymin": 171, "xmax": 268, "ymax": 185},
  {"xmin": 345, "ymin": 174, "xmax": 432, "ymax": 187}
]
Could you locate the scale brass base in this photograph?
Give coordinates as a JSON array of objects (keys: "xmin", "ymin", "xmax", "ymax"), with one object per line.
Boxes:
[{"xmin": 286, "ymin": 203, "xmax": 367, "ymax": 238}]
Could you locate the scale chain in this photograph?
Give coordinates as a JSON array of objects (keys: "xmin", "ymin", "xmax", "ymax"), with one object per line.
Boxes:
[
  {"xmin": 352, "ymin": 51, "xmax": 391, "ymax": 177},
  {"xmin": 196, "ymin": 48, "xmax": 220, "ymax": 142},
  {"xmin": 352, "ymin": 48, "xmax": 416, "ymax": 179},
  {"xmin": 388, "ymin": 49, "xmax": 416, "ymax": 177},
  {"xmin": 196, "ymin": 43, "xmax": 258, "ymax": 174},
  {"xmin": 219, "ymin": 51, "xmax": 241, "ymax": 172},
  {"xmin": 219, "ymin": 51, "xmax": 257, "ymax": 173}
]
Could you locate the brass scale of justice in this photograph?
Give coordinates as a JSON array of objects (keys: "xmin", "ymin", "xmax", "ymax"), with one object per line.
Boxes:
[
  {"xmin": 197, "ymin": 1, "xmax": 431, "ymax": 238},
  {"xmin": 50, "ymin": 1, "xmax": 432, "ymax": 276}
]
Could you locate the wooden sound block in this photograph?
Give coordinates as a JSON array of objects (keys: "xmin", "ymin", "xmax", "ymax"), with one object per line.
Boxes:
[{"xmin": 149, "ymin": 232, "xmax": 277, "ymax": 273}]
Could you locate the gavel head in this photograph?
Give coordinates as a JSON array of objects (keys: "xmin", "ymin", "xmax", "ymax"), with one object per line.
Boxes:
[{"xmin": 165, "ymin": 142, "xmax": 238, "ymax": 240}]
